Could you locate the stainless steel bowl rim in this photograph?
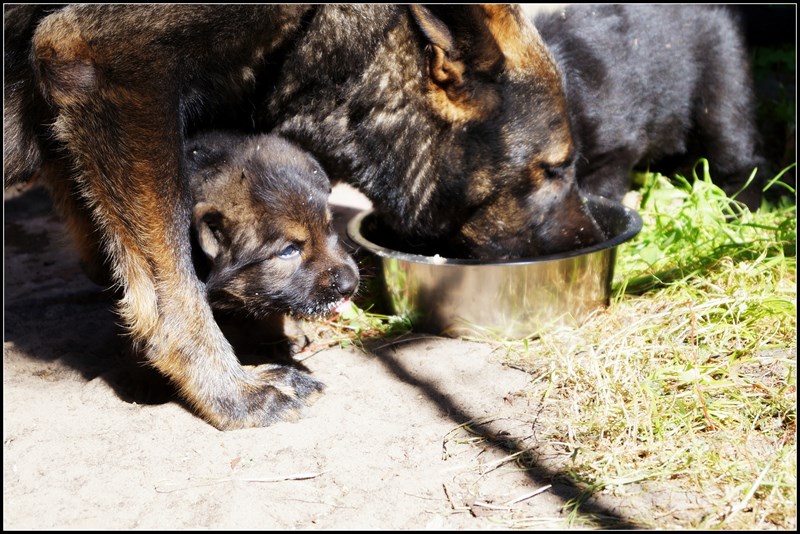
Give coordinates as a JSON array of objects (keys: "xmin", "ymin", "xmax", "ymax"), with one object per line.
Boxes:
[{"xmin": 347, "ymin": 194, "xmax": 643, "ymax": 266}]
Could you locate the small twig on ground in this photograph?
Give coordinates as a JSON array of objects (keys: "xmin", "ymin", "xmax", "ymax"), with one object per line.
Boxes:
[
  {"xmin": 442, "ymin": 483, "xmax": 470, "ymax": 512},
  {"xmin": 155, "ymin": 471, "xmax": 327, "ymax": 493},
  {"xmin": 471, "ymin": 485, "xmax": 553, "ymax": 511},
  {"xmin": 688, "ymin": 302, "xmax": 717, "ymax": 431},
  {"xmin": 442, "ymin": 483, "xmax": 457, "ymax": 510},
  {"xmin": 504, "ymin": 485, "xmax": 553, "ymax": 505},
  {"xmin": 723, "ymin": 460, "xmax": 774, "ymax": 525}
]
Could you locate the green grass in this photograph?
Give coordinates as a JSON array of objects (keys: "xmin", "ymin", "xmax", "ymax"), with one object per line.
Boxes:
[
  {"xmin": 618, "ymin": 160, "xmax": 796, "ymax": 294},
  {"xmin": 317, "ymin": 162, "xmax": 796, "ymax": 529},
  {"xmin": 502, "ymin": 164, "xmax": 796, "ymax": 529}
]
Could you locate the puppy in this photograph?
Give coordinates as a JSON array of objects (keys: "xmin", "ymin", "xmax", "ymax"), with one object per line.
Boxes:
[
  {"xmin": 186, "ymin": 130, "xmax": 359, "ymax": 322},
  {"xmin": 185, "ymin": 130, "xmax": 359, "ymax": 378},
  {"xmin": 532, "ymin": 4, "xmax": 768, "ymax": 210}
]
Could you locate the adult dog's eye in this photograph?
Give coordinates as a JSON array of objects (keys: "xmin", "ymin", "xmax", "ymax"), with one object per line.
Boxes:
[
  {"xmin": 541, "ymin": 163, "xmax": 563, "ymax": 180},
  {"xmin": 541, "ymin": 158, "xmax": 573, "ymax": 181},
  {"xmin": 277, "ymin": 244, "xmax": 300, "ymax": 259}
]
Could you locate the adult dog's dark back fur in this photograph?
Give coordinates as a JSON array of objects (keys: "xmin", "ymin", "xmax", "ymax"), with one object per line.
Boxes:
[{"xmin": 4, "ymin": 5, "xmax": 768, "ymax": 429}]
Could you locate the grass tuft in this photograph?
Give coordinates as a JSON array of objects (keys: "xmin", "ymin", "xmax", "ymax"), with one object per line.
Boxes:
[{"xmin": 617, "ymin": 159, "xmax": 796, "ymax": 295}]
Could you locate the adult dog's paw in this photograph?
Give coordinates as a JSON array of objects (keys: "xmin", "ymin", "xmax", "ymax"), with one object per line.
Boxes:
[{"xmin": 209, "ymin": 364, "xmax": 325, "ymax": 430}]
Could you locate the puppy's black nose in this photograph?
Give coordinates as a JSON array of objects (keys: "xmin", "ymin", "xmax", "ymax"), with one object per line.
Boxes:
[{"xmin": 332, "ymin": 266, "xmax": 359, "ymax": 297}]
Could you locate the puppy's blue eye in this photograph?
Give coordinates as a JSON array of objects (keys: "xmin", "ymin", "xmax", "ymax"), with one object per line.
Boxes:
[{"xmin": 277, "ymin": 244, "xmax": 300, "ymax": 259}]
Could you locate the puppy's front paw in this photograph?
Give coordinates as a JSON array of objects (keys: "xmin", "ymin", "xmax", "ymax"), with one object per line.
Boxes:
[{"xmin": 211, "ymin": 364, "xmax": 325, "ymax": 430}]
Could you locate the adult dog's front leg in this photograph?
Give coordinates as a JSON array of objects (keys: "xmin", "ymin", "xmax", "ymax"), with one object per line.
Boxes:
[{"xmin": 32, "ymin": 9, "xmax": 322, "ymax": 430}]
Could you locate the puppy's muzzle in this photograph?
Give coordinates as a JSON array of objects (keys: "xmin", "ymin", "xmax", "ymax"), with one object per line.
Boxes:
[{"xmin": 330, "ymin": 264, "xmax": 359, "ymax": 298}]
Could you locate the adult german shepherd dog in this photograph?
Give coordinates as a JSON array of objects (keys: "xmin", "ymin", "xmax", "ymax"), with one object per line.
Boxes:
[{"xmin": 4, "ymin": 5, "xmax": 765, "ymax": 429}]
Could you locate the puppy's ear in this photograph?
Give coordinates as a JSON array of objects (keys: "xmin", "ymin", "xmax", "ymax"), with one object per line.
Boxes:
[
  {"xmin": 192, "ymin": 202, "xmax": 226, "ymax": 260},
  {"xmin": 186, "ymin": 143, "xmax": 228, "ymax": 173},
  {"xmin": 185, "ymin": 131, "xmax": 240, "ymax": 182},
  {"xmin": 409, "ymin": 4, "xmax": 504, "ymax": 122}
]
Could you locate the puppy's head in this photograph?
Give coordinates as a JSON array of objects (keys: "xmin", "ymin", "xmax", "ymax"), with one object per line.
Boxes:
[{"xmin": 186, "ymin": 131, "xmax": 359, "ymax": 319}]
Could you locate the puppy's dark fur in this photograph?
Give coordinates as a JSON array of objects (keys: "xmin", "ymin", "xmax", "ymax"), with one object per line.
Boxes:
[
  {"xmin": 187, "ymin": 131, "xmax": 359, "ymax": 321},
  {"xmin": 533, "ymin": 5, "xmax": 768, "ymax": 209},
  {"xmin": 3, "ymin": 5, "xmax": 767, "ymax": 429}
]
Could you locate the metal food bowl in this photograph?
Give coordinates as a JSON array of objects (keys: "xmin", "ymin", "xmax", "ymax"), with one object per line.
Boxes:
[{"xmin": 347, "ymin": 195, "xmax": 643, "ymax": 339}]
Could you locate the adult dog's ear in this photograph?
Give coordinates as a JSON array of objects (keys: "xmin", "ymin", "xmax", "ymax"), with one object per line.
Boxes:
[
  {"xmin": 192, "ymin": 202, "xmax": 227, "ymax": 261},
  {"xmin": 409, "ymin": 5, "xmax": 462, "ymax": 89},
  {"xmin": 409, "ymin": 4, "xmax": 506, "ymax": 122},
  {"xmin": 409, "ymin": 4, "xmax": 554, "ymax": 122}
]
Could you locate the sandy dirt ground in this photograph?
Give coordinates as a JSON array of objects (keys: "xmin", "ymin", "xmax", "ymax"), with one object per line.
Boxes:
[{"xmin": 4, "ymin": 183, "xmax": 641, "ymax": 530}]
